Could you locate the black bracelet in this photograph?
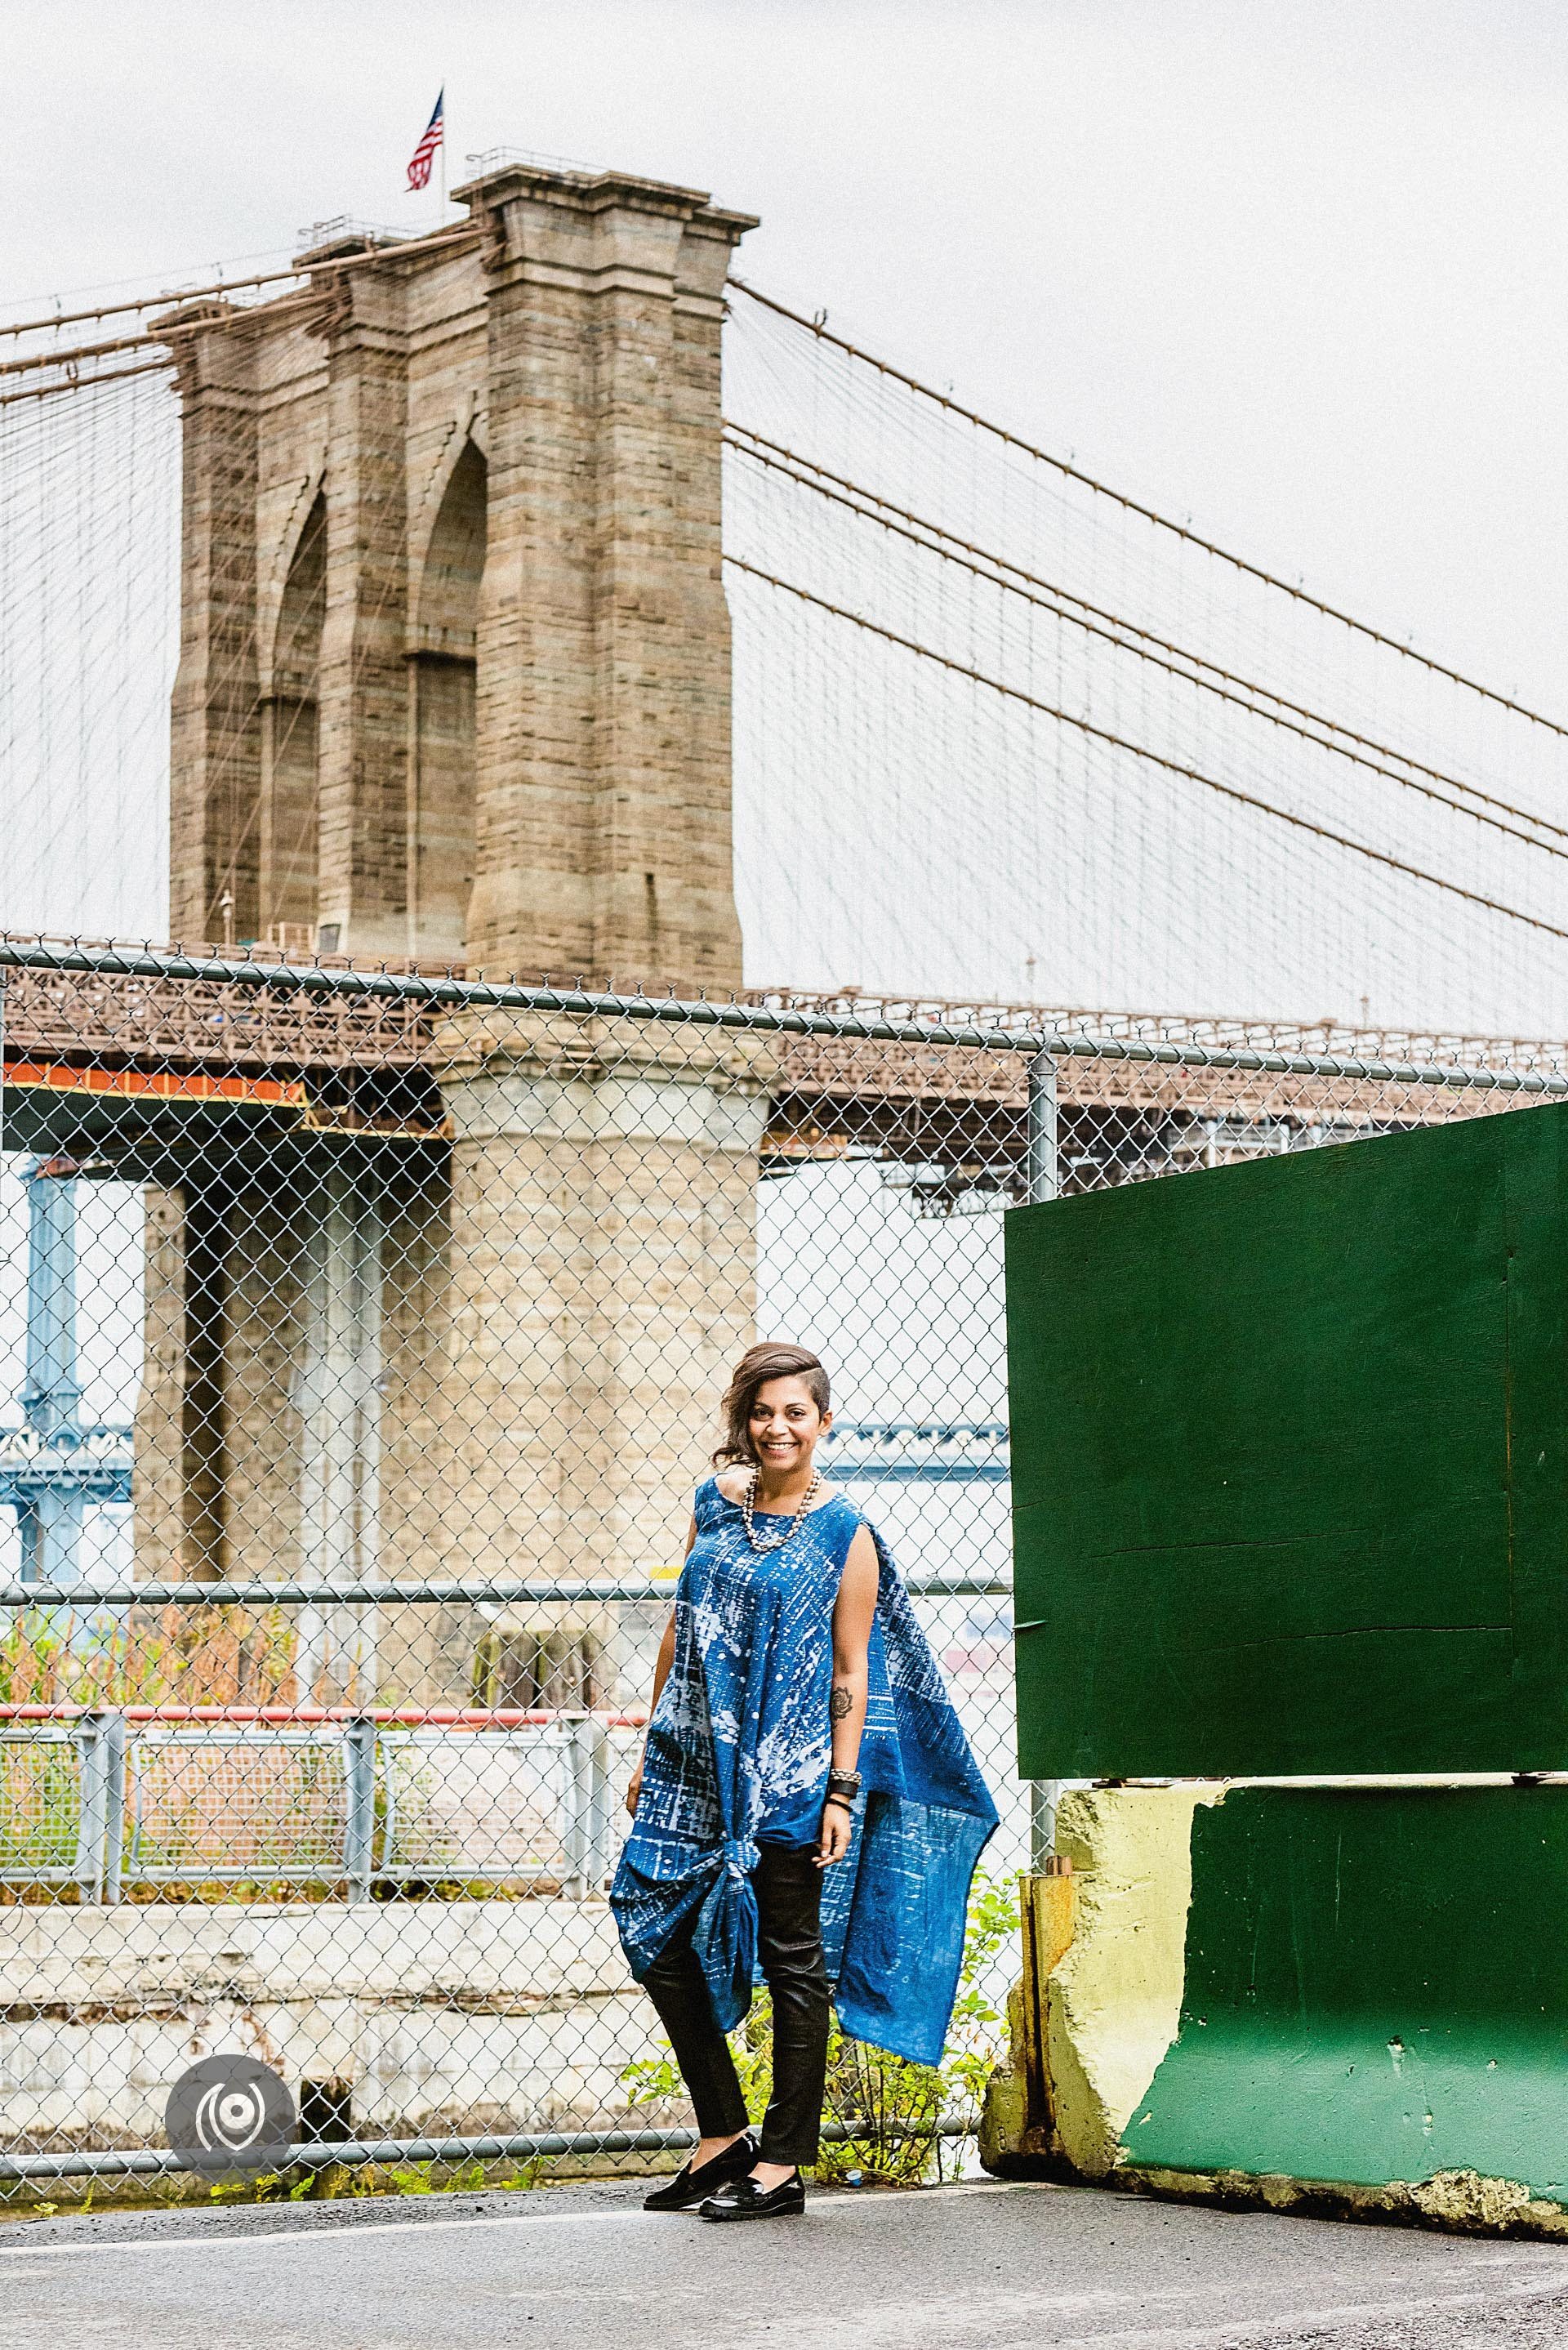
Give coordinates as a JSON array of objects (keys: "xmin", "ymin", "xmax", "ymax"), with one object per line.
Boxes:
[{"xmin": 823, "ymin": 1793, "xmax": 854, "ymax": 1812}]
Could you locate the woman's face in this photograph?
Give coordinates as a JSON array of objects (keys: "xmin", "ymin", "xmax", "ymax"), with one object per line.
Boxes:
[{"xmin": 748, "ymin": 1375, "xmax": 831, "ymax": 1474}]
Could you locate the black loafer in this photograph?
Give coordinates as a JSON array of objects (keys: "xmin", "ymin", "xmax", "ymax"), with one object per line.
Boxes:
[
  {"xmin": 697, "ymin": 2170, "xmax": 806, "ymax": 2222},
  {"xmin": 644, "ymin": 2132, "xmax": 758, "ymax": 2212}
]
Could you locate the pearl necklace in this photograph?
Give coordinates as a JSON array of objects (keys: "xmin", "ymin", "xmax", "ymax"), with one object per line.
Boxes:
[{"xmin": 742, "ymin": 1465, "xmax": 822, "ymax": 1552}]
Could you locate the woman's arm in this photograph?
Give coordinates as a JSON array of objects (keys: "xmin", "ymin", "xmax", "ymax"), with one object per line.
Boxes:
[
  {"xmin": 625, "ymin": 1514, "xmax": 697, "ymax": 1817},
  {"xmin": 819, "ymin": 1524, "xmax": 879, "ymax": 1865}
]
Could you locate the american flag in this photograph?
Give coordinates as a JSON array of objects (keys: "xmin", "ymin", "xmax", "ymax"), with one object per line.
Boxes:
[{"xmin": 407, "ymin": 91, "xmax": 444, "ymax": 191}]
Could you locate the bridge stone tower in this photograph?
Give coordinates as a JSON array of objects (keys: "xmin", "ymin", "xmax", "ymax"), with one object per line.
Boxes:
[
  {"xmin": 166, "ymin": 159, "xmax": 753, "ymax": 987},
  {"xmin": 147, "ymin": 165, "xmax": 766, "ymax": 1694}
]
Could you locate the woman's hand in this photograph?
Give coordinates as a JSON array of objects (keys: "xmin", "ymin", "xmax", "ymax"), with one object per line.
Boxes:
[
  {"xmin": 816, "ymin": 1797, "xmax": 853, "ymax": 1866},
  {"xmin": 626, "ymin": 1761, "xmax": 644, "ymax": 1818}
]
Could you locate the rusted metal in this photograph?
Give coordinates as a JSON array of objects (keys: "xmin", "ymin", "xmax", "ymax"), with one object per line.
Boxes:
[
  {"xmin": 7, "ymin": 957, "xmax": 1564, "ymax": 1099},
  {"xmin": 0, "ymin": 960, "xmax": 435, "ymax": 1070},
  {"xmin": 1018, "ymin": 1867, "xmax": 1079, "ymax": 2138}
]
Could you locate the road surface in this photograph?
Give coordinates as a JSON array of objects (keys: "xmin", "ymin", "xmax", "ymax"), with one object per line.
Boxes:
[{"xmin": 4, "ymin": 2175, "xmax": 1568, "ymax": 2348}]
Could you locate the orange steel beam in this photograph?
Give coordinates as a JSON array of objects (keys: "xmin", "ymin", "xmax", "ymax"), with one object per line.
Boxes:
[{"xmin": 3, "ymin": 1059, "xmax": 306, "ymax": 1108}]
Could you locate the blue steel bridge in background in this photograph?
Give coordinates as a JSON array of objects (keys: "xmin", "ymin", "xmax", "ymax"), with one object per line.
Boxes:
[
  {"xmin": 822, "ymin": 1423, "xmax": 1009, "ymax": 1483},
  {"xmin": 0, "ymin": 1162, "xmax": 132, "ymax": 1584}
]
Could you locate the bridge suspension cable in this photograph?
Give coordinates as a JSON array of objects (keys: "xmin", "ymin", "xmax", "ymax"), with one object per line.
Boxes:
[
  {"xmin": 0, "ymin": 266, "xmax": 308, "ymax": 341},
  {"xmin": 728, "ymin": 276, "xmax": 1568, "ymax": 744},
  {"xmin": 5, "ymin": 248, "xmax": 1566, "ymax": 1029},
  {"xmin": 0, "ymin": 361, "xmax": 176, "ymax": 410},
  {"xmin": 724, "ymin": 425, "xmax": 1568, "ymax": 859},
  {"xmin": 0, "ymin": 223, "xmax": 481, "ymax": 347},
  {"xmin": 0, "ymin": 332, "xmax": 176, "ymax": 381},
  {"xmin": 725, "ymin": 557, "xmax": 1568, "ymax": 949}
]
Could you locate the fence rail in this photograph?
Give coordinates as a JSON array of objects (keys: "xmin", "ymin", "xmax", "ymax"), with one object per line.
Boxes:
[
  {"xmin": 0, "ymin": 2116, "xmax": 981, "ymax": 2186},
  {"xmin": 0, "ymin": 1572, "xmax": 1010, "ymax": 1607}
]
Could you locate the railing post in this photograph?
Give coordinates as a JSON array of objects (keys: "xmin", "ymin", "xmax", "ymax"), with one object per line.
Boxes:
[
  {"xmin": 74, "ymin": 1710, "xmax": 124, "ymax": 1903},
  {"xmin": 343, "ymin": 1717, "xmax": 376, "ymax": 1905},
  {"xmin": 101, "ymin": 1712, "xmax": 125, "ymax": 1905},
  {"xmin": 72, "ymin": 1717, "xmax": 101, "ymax": 1903},
  {"xmin": 562, "ymin": 1718, "xmax": 592, "ymax": 1901},
  {"xmin": 581, "ymin": 1717, "xmax": 613, "ymax": 1896},
  {"xmin": 1025, "ymin": 1047, "xmax": 1062, "ymax": 1872}
]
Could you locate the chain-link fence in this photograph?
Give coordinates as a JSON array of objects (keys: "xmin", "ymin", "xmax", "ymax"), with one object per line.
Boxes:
[{"xmin": 2, "ymin": 938, "xmax": 1564, "ymax": 2202}]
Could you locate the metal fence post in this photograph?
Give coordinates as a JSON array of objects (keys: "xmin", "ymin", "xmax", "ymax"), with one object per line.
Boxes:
[
  {"xmin": 581, "ymin": 1717, "xmax": 614, "ymax": 1896},
  {"xmin": 73, "ymin": 1711, "xmax": 124, "ymax": 1904},
  {"xmin": 1027, "ymin": 1044, "xmax": 1058, "ymax": 1211},
  {"xmin": 343, "ymin": 1718, "xmax": 376, "ymax": 1905},
  {"xmin": 563, "ymin": 1719, "xmax": 594, "ymax": 1901},
  {"xmin": 100, "ymin": 1713, "xmax": 125, "ymax": 1905},
  {"xmin": 1025, "ymin": 1046, "xmax": 1062, "ymax": 1872},
  {"xmin": 72, "ymin": 1717, "xmax": 102, "ymax": 1904}
]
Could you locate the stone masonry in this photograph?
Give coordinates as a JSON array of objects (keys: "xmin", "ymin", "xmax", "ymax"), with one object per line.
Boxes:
[
  {"xmin": 163, "ymin": 161, "xmax": 755, "ymax": 988},
  {"xmin": 142, "ymin": 166, "xmax": 768, "ymax": 1688}
]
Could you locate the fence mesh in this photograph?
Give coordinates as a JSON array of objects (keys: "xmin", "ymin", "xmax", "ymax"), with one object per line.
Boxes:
[
  {"xmin": 2, "ymin": 940, "xmax": 1563, "ymax": 2199},
  {"xmin": 125, "ymin": 1726, "xmax": 352, "ymax": 1885},
  {"xmin": 0, "ymin": 1727, "xmax": 81, "ymax": 1880}
]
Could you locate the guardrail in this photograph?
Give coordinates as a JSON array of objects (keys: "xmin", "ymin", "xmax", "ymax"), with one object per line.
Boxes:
[{"xmin": 0, "ymin": 1704, "xmax": 644, "ymax": 1902}]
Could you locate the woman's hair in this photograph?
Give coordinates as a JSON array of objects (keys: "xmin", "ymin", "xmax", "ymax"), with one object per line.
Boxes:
[{"xmin": 713, "ymin": 1342, "xmax": 831, "ymax": 1468}]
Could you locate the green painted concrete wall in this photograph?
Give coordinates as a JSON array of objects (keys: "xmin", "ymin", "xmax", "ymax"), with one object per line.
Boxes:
[
  {"xmin": 1127, "ymin": 1786, "xmax": 1568, "ymax": 2203},
  {"xmin": 1008, "ymin": 1099, "xmax": 1568, "ymax": 1778}
]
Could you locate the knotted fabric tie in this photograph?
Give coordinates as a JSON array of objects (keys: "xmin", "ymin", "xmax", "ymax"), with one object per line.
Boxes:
[{"xmin": 692, "ymin": 1832, "xmax": 760, "ymax": 2034}]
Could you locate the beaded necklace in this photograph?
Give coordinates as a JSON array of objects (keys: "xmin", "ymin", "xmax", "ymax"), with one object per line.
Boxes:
[{"xmin": 742, "ymin": 1463, "xmax": 823, "ymax": 1551}]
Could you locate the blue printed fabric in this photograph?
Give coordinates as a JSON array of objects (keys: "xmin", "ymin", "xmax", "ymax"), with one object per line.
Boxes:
[{"xmin": 610, "ymin": 1478, "xmax": 998, "ymax": 2067}]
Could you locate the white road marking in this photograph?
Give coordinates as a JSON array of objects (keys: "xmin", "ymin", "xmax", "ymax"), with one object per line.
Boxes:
[
  {"xmin": 0, "ymin": 2183, "xmax": 932, "ymax": 2262},
  {"xmin": 0, "ymin": 2210, "xmax": 653, "ymax": 2259}
]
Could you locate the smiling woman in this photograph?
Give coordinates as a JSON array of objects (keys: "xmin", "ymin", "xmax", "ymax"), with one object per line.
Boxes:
[{"xmin": 610, "ymin": 1341, "xmax": 996, "ymax": 2223}]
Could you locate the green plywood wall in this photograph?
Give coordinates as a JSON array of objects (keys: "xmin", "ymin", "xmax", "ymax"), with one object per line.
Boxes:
[{"xmin": 1007, "ymin": 1099, "xmax": 1568, "ymax": 1777}]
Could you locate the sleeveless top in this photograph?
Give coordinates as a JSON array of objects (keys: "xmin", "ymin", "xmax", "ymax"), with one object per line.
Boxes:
[{"xmin": 609, "ymin": 1476, "xmax": 997, "ymax": 2067}]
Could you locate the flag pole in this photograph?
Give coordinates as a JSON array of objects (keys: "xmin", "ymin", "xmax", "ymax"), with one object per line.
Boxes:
[{"xmin": 439, "ymin": 91, "xmax": 447, "ymax": 213}]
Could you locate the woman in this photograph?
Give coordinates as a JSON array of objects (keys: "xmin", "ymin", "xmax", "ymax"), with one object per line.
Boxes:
[{"xmin": 611, "ymin": 1341, "xmax": 997, "ymax": 2223}]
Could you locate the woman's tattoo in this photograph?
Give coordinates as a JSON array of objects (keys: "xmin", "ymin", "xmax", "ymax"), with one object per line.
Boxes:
[{"xmin": 830, "ymin": 1684, "xmax": 853, "ymax": 1722}]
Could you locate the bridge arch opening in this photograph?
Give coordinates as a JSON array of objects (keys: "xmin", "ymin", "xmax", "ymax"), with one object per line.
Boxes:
[
  {"xmin": 261, "ymin": 491, "xmax": 326, "ymax": 952},
  {"xmin": 410, "ymin": 438, "xmax": 486, "ymax": 964}
]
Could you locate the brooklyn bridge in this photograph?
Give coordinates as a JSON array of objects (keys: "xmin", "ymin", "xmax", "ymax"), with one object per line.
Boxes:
[{"xmin": 3, "ymin": 154, "xmax": 1568, "ymax": 2211}]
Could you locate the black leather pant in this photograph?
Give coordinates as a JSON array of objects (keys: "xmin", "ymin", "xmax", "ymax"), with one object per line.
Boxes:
[{"xmin": 640, "ymin": 1841, "xmax": 831, "ymax": 2168}]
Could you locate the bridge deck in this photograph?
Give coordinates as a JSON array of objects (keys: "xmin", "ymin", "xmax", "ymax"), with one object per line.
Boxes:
[{"xmin": 2, "ymin": 960, "xmax": 1555, "ymax": 1162}]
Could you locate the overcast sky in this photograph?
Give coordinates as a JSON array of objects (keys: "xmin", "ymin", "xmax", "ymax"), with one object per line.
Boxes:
[{"xmin": 9, "ymin": 0, "xmax": 1568, "ymax": 714}]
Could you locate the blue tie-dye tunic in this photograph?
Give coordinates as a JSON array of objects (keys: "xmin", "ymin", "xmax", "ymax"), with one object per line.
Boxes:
[{"xmin": 610, "ymin": 1478, "xmax": 997, "ymax": 2067}]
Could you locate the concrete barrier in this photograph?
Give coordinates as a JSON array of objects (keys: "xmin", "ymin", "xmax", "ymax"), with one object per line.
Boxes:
[
  {"xmin": 984, "ymin": 1783, "xmax": 1568, "ymax": 2234},
  {"xmin": 0, "ymin": 1898, "xmax": 662, "ymax": 2150}
]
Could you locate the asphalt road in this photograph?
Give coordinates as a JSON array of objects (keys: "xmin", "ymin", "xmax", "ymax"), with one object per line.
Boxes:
[{"xmin": 4, "ymin": 2176, "xmax": 1568, "ymax": 2349}]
